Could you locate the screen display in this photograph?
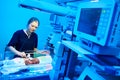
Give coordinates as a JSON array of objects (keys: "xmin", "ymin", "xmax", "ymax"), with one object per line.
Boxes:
[
  {"xmin": 77, "ymin": 8, "xmax": 102, "ymax": 36},
  {"xmin": 73, "ymin": 2, "xmax": 116, "ymax": 46}
]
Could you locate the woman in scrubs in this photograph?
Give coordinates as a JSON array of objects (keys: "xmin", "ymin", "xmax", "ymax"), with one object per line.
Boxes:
[{"xmin": 6, "ymin": 17, "xmax": 48, "ymax": 59}]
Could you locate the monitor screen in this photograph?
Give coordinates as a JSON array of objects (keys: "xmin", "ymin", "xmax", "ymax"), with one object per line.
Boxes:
[
  {"xmin": 77, "ymin": 8, "xmax": 101, "ymax": 36},
  {"xmin": 73, "ymin": 1, "xmax": 116, "ymax": 46},
  {"xmin": 77, "ymin": 8, "xmax": 102, "ymax": 36}
]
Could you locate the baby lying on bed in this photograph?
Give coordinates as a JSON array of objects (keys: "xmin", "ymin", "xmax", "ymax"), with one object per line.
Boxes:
[
  {"xmin": 3, "ymin": 55, "xmax": 52, "ymax": 66},
  {"xmin": 24, "ymin": 58, "xmax": 39, "ymax": 65},
  {"xmin": 3, "ymin": 50, "xmax": 51, "ymax": 65},
  {"xmin": 1, "ymin": 55, "xmax": 53, "ymax": 75}
]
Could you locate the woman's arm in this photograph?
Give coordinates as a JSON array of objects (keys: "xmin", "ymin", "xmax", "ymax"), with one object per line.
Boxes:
[
  {"xmin": 34, "ymin": 48, "xmax": 50, "ymax": 55},
  {"xmin": 7, "ymin": 46, "xmax": 26, "ymax": 58}
]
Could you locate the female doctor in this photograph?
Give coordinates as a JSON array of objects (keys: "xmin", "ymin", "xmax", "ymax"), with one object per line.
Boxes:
[{"xmin": 5, "ymin": 17, "xmax": 49, "ymax": 59}]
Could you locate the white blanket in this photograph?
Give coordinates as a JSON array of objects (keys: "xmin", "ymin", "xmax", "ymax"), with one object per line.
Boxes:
[{"xmin": 0, "ymin": 55, "xmax": 53, "ymax": 75}]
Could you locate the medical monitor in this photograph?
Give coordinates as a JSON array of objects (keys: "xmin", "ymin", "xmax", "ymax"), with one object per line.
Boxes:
[{"xmin": 73, "ymin": 1, "xmax": 117, "ymax": 46}]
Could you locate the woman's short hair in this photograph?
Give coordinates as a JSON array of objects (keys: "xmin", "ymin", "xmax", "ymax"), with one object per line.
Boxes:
[{"xmin": 27, "ymin": 17, "xmax": 40, "ymax": 26}]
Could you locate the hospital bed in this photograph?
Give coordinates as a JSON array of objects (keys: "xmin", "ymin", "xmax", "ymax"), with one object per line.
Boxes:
[{"xmin": 0, "ymin": 55, "xmax": 53, "ymax": 80}]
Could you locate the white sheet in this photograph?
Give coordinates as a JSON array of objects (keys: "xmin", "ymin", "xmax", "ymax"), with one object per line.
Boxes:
[{"xmin": 0, "ymin": 55, "xmax": 53, "ymax": 75}]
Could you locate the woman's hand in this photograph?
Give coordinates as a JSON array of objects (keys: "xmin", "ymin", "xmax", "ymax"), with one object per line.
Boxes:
[
  {"xmin": 18, "ymin": 52, "xmax": 27, "ymax": 58},
  {"xmin": 7, "ymin": 46, "xmax": 27, "ymax": 58},
  {"xmin": 36, "ymin": 50, "xmax": 50, "ymax": 55}
]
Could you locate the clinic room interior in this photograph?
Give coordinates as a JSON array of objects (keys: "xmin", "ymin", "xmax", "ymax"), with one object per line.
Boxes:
[{"xmin": 0, "ymin": 0, "xmax": 120, "ymax": 80}]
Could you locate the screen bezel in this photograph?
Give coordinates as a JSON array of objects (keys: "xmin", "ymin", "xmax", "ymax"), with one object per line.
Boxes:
[{"xmin": 73, "ymin": 2, "xmax": 115, "ymax": 46}]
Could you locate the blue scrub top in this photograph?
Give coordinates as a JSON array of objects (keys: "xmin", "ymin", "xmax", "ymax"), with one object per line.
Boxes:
[{"xmin": 7, "ymin": 29, "xmax": 38, "ymax": 57}]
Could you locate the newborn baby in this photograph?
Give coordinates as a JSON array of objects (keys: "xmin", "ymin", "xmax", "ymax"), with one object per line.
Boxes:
[
  {"xmin": 4, "ymin": 55, "xmax": 53, "ymax": 66},
  {"xmin": 24, "ymin": 58, "xmax": 39, "ymax": 65},
  {"xmin": 1, "ymin": 55, "xmax": 52, "ymax": 75}
]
